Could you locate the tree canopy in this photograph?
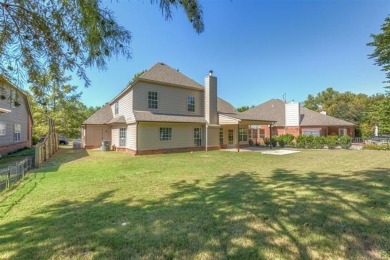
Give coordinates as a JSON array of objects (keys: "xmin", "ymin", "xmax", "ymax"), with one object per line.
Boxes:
[
  {"xmin": 368, "ymin": 15, "xmax": 390, "ymax": 133},
  {"xmin": 0, "ymin": 0, "xmax": 204, "ymax": 88}
]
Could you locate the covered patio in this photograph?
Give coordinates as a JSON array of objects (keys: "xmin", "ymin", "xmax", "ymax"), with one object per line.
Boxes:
[{"xmin": 218, "ymin": 113, "xmax": 275, "ymax": 152}]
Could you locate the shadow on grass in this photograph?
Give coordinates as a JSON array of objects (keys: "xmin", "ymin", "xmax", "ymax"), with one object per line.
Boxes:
[
  {"xmin": 37, "ymin": 146, "xmax": 89, "ymax": 172},
  {"xmin": 0, "ymin": 169, "xmax": 389, "ymax": 258}
]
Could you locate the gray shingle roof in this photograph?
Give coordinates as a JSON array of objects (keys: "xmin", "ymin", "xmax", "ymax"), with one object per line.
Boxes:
[
  {"xmin": 82, "ymin": 104, "xmax": 113, "ymax": 125},
  {"xmin": 139, "ymin": 63, "xmax": 204, "ymax": 90},
  {"xmin": 244, "ymin": 99, "xmax": 354, "ymax": 127},
  {"xmin": 108, "ymin": 115, "xmax": 126, "ymax": 124},
  {"xmin": 133, "ymin": 111, "xmax": 206, "ymax": 123},
  {"xmin": 217, "ymin": 98, "xmax": 275, "ymax": 122}
]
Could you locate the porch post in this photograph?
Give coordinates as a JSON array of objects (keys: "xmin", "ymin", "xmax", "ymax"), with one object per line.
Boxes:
[
  {"xmin": 205, "ymin": 124, "xmax": 208, "ymax": 152},
  {"xmin": 237, "ymin": 124, "xmax": 240, "ymax": 152},
  {"xmin": 269, "ymin": 123, "xmax": 272, "ymax": 149}
]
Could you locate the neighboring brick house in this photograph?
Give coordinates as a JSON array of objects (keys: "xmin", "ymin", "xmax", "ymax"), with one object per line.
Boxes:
[
  {"xmin": 243, "ymin": 99, "xmax": 355, "ymax": 144},
  {"xmin": 82, "ymin": 63, "xmax": 274, "ymax": 154},
  {"xmin": 0, "ymin": 76, "xmax": 33, "ymax": 155}
]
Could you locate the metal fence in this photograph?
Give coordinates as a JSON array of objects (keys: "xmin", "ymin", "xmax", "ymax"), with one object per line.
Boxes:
[{"xmin": 0, "ymin": 156, "xmax": 34, "ymax": 192}]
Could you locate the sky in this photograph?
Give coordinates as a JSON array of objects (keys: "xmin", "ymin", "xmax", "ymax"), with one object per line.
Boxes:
[{"xmin": 71, "ymin": 0, "xmax": 390, "ymax": 108}]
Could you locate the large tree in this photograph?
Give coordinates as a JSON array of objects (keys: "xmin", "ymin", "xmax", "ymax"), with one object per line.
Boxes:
[
  {"xmin": 0, "ymin": 0, "xmax": 203, "ymax": 88},
  {"xmin": 368, "ymin": 15, "xmax": 390, "ymax": 133}
]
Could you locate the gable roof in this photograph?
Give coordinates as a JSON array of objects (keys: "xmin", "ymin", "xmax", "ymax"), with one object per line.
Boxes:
[
  {"xmin": 244, "ymin": 99, "xmax": 354, "ymax": 127},
  {"xmin": 82, "ymin": 104, "xmax": 113, "ymax": 125},
  {"xmin": 110, "ymin": 62, "xmax": 204, "ymax": 104},
  {"xmin": 0, "ymin": 75, "xmax": 33, "ymax": 123},
  {"xmin": 217, "ymin": 98, "xmax": 275, "ymax": 122},
  {"xmin": 139, "ymin": 63, "xmax": 204, "ymax": 90}
]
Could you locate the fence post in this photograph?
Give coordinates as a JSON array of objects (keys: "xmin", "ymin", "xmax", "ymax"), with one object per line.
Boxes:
[{"xmin": 7, "ymin": 166, "xmax": 11, "ymax": 189}]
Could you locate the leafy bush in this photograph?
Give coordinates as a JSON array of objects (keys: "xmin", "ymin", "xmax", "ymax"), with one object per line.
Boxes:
[
  {"xmin": 263, "ymin": 137, "xmax": 271, "ymax": 147},
  {"xmin": 277, "ymin": 134, "xmax": 295, "ymax": 147},
  {"xmin": 32, "ymin": 135, "xmax": 40, "ymax": 145},
  {"xmin": 325, "ymin": 136, "xmax": 338, "ymax": 149},
  {"xmin": 248, "ymin": 139, "xmax": 254, "ymax": 146},
  {"xmin": 271, "ymin": 136, "xmax": 278, "ymax": 147},
  {"xmin": 312, "ymin": 136, "xmax": 326, "ymax": 149},
  {"xmin": 339, "ymin": 135, "xmax": 352, "ymax": 149},
  {"xmin": 296, "ymin": 135, "xmax": 307, "ymax": 148}
]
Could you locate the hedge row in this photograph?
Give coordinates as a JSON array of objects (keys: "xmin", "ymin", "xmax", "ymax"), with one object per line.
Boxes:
[{"xmin": 260, "ymin": 134, "xmax": 352, "ymax": 149}]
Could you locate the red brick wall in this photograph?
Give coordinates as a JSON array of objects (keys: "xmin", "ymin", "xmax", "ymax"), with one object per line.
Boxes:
[{"xmin": 0, "ymin": 141, "xmax": 31, "ymax": 155}]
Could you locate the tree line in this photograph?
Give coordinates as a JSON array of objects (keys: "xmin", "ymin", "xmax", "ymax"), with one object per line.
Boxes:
[{"xmin": 304, "ymin": 88, "xmax": 389, "ymax": 137}]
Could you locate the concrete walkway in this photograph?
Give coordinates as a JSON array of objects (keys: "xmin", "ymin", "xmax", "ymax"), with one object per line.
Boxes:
[{"xmin": 222, "ymin": 147, "xmax": 300, "ymax": 155}]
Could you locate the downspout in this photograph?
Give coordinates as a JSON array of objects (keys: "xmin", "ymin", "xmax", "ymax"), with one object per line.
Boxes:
[
  {"xmin": 205, "ymin": 123, "xmax": 208, "ymax": 152},
  {"xmin": 237, "ymin": 123, "xmax": 240, "ymax": 152},
  {"xmin": 136, "ymin": 122, "xmax": 139, "ymax": 155},
  {"xmin": 269, "ymin": 123, "xmax": 272, "ymax": 150}
]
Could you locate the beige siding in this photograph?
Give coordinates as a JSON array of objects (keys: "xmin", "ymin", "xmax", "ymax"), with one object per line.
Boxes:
[
  {"xmin": 84, "ymin": 125, "xmax": 111, "ymax": 147},
  {"xmin": 133, "ymin": 82, "xmax": 204, "ymax": 116},
  {"xmin": 111, "ymin": 89, "xmax": 136, "ymax": 123},
  {"xmin": 137, "ymin": 122, "xmax": 204, "ymax": 150},
  {"xmin": 111, "ymin": 127, "xmax": 119, "ymax": 147},
  {"xmin": 219, "ymin": 114, "xmax": 239, "ymax": 125},
  {"xmin": 0, "ymin": 85, "xmax": 29, "ymax": 147},
  {"xmin": 127, "ymin": 124, "xmax": 137, "ymax": 150},
  {"xmin": 205, "ymin": 75, "xmax": 218, "ymax": 124},
  {"xmin": 207, "ymin": 126, "xmax": 220, "ymax": 146}
]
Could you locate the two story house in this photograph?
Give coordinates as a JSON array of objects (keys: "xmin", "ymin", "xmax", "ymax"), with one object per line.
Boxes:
[
  {"xmin": 0, "ymin": 75, "xmax": 33, "ymax": 155},
  {"xmin": 82, "ymin": 63, "xmax": 274, "ymax": 154}
]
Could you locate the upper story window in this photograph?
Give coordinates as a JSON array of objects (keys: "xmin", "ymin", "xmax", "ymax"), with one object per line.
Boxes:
[
  {"xmin": 0, "ymin": 122, "xmax": 6, "ymax": 136},
  {"xmin": 148, "ymin": 91, "xmax": 158, "ymax": 109},
  {"xmin": 114, "ymin": 102, "xmax": 119, "ymax": 115},
  {"xmin": 187, "ymin": 96, "xmax": 195, "ymax": 112},
  {"xmin": 14, "ymin": 123, "xmax": 21, "ymax": 141}
]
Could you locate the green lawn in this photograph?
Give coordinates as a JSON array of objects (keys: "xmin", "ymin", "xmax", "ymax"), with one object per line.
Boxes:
[{"xmin": 0, "ymin": 148, "xmax": 389, "ymax": 259}]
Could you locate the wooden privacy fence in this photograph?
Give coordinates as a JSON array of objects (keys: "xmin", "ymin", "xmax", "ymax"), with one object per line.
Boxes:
[
  {"xmin": 0, "ymin": 156, "xmax": 34, "ymax": 191},
  {"xmin": 35, "ymin": 118, "xmax": 59, "ymax": 167}
]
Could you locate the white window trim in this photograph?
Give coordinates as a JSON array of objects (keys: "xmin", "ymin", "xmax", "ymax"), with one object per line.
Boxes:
[
  {"xmin": 119, "ymin": 127, "xmax": 126, "ymax": 147},
  {"xmin": 187, "ymin": 96, "xmax": 195, "ymax": 112},
  {"xmin": 148, "ymin": 91, "xmax": 158, "ymax": 110},
  {"xmin": 159, "ymin": 127, "xmax": 172, "ymax": 142},
  {"xmin": 0, "ymin": 122, "xmax": 6, "ymax": 136},
  {"xmin": 14, "ymin": 123, "xmax": 21, "ymax": 142}
]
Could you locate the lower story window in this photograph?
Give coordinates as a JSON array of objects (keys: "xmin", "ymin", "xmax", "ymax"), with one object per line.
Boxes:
[
  {"xmin": 160, "ymin": 127, "xmax": 172, "ymax": 141},
  {"xmin": 14, "ymin": 123, "xmax": 21, "ymax": 141},
  {"xmin": 239, "ymin": 128, "xmax": 248, "ymax": 142},
  {"xmin": 259, "ymin": 129, "xmax": 265, "ymax": 138},
  {"xmin": 338, "ymin": 128, "xmax": 347, "ymax": 136},
  {"xmin": 303, "ymin": 130, "xmax": 320, "ymax": 136},
  {"xmin": 219, "ymin": 128, "xmax": 223, "ymax": 145},
  {"xmin": 194, "ymin": 128, "xmax": 202, "ymax": 146},
  {"xmin": 119, "ymin": 128, "xmax": 126, "ymax": 146}
]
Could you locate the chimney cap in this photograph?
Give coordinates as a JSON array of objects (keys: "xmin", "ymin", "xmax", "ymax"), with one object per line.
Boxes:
[{"xmin": 209, "ymin": 70, "xmax": 213, "ymax": 76}]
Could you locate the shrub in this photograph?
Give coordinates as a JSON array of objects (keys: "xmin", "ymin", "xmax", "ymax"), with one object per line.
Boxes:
[
  {"xmin": 263, "ymin": 137, "xmax": 271, "ymax": 147},
  {"xmin": 271, "ymin": 136, "xmax": 278, "ymax": 147},
  {"xmin": 277, "ymin": 134, "xmax": 295, "ymax": 147},
  {"xmin": 339, "ymin": 135, "xmax": 352, "ymax": 149},
  {"xmin": 312, "ymin": 136, "xmax": 326, "ymax": 149},
  {"xmin": 32, "ymin": 135, "xmax": 40, "ymax": 145},
  {"xmin": 296, "ymin": 135, "xmax": 307, "ymax": 148},
  {"xmin": 325, "ymin": 136, "xmax": 338, "ymax": 149},
  {"xmin": 248, "ymin": 139, "xmax": 254, "ymax": 146}
]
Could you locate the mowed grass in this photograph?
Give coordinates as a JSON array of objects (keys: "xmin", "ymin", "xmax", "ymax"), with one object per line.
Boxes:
[{"xmin": 0, "ymin": 148, "xmax": 389, "ymax": 259}]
